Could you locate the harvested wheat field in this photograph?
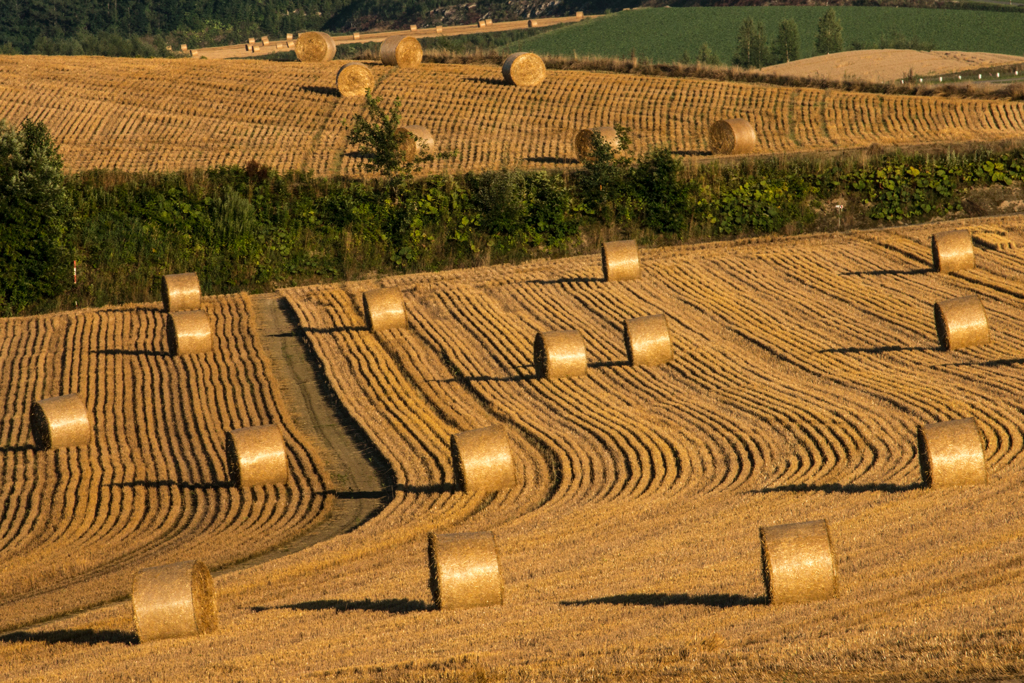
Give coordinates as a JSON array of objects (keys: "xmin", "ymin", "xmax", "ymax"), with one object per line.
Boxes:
[
  {"xmin": 3, "ymin": 55, "xmax": 1024, "ymax": 176},
  {"xmin": 6, "ymin": 216, "xmax": 1024, "ymax": 681},
  {"xmin": 0, "ymin": 294, "xmax": 335, "ymax": 633},
  {"xmin": 762, "ymin": 49, "xmax": 1024, "ymax": 84}
]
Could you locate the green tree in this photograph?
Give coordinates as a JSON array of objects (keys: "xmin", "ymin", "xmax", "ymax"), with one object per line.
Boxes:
[
  {"xmin": 346, "ymin": 88, "xmax": 432, "ymax": 182},
  {"xmin": 815, "ymin": 8, "xmax": 843, "ymax": 55},
  {"xmin": 771, "ymin": 19, "xmax": 800, "ymax": 64},
  {"xmin": 733, "ymin": 17, "xmax": 769, "ymax": 69},
  {"xmin": 0, "ymin": 120, "xmax": 72, "ymax": 316},
  {"xmin": 696, "ymin": 42, "xmax": 719, "ymax": 66}
]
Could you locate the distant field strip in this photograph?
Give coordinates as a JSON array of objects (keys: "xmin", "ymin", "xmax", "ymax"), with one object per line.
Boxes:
[
  {"xmin": 0, "ymin": 294, "xmax": 331, "ymax": 630},
  {"xmin": 2, "ymin": 55, "xmax": 1024, "ymax": 176}
]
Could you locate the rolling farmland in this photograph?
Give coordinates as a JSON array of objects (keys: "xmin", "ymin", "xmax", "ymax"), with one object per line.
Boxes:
[
  {"xmin": 5, "ymin": 218, "xmax": 1024, "ymax": 680},
  {"xmin": 2, "ymin": 55, "xmax": 1024, "ymax": 177}
]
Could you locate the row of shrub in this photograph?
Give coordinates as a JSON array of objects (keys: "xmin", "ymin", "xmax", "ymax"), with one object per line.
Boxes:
[{"xmin": 3, "ymin": 119, "xmax": 1023, "ymax": 317}]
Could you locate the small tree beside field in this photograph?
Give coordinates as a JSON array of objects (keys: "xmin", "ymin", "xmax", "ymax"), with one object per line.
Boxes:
[
  {"xmin": 815, "ymin": 9, "xmax": 843, "ymax": 55},
  {"xmin": 772, "ymin": 19, "xmax": 800, "ymax": 63}
]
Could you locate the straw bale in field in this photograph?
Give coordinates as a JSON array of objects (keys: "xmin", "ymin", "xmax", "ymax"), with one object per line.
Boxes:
[
  {"xmin": 162, "ymin": 272, "xmax": 201, "ymax": 312},
  {"xmin": 226, "ymin": 424, "xmax": 289, "ymax": 487},
  {"xmin": 624, "ymin": 314, "xmax": 672, "ymax": 366},
  {"xmin": 287, "ymin": 41, "xmax": 295, "ymax": 48},
  {"xmin": 287, "ymin": 33, "xmax": 294, "ymax": 40},
  {"xmin": 379, "ymin": 35, "xmax": 422, "ymax": 68},
  {"xmin": 528, "ymin": 19, "xmax": 540, "ymax": 27},
  {"xmin": 410, "ymin": 24, "xmax": 418, "ymax": 30},
  {"xmin": 353, "ymin": 32, "xmax": 361, "ymax": 39},
  {"xmin": 168, "ymin": 310, "xmax": 213, "ymax": 356},
  {"xmin": 451, "ymin": 425, "xmax": 516, "ymax": 493},
  {"xmin": 428, "ymin": 531, "xmax": 503, "ymax": 609},
  {"xmin": 363, "ymin": 287, "xmax": 408, "ymax": 331},
  {"xmin": 576, "ymin": 10, "xmax": 584, "ymax": 17},
  {"xmin": 602, "ymin": 239, "xmax": 639, "ymax": 281},
  {"xmin": 478, "ymin": 20, "xmax": 486, "ymax": 27},
  {"xmin": 709, "ymin": 119, "xmax": 757, "ymax": 155},
  {"xmin": 180, "ymin": 44, "xmax": 187, "ymax": 51},
  {"xmin": 933, "ymin": 295, "xmax": 989, "ymax": 351},
  {"xmin": 397, "ymin": 125, "xmax": 435, "ymax": 162},
  {"xmin": 295, "ymin": 32, "xmax": 336, "ymax": 62},
  {"xmin": 436, "ymin": 26, "xmax": 443, "ymax": 33},
  {"xmin": 502, "ymin": 52, "xmax": 546, "ymax": 87},
  {"xmin": 534, "ymin": 330, "xmax": 588, "ymax": 379},
  {"xmin": 248, "ymin": 37, "xmax": 256, "ymax": 44},
  {"xmin": 132, "ymin": 560, "xmax": 218, "ymax": 642},
  {"xmin": 486, "ymin": 18, "xmax": 493, "ymax": 24},
  {"xmin": 336, "ymin": 62, "xmax": 374, "ymax": 98},
  {"xmin": 575, "ymin": 127, "xmax": 620, "ymax": 162},
  {"xmin": 261, "ymin": 36, "xmax": 270, "ymax": 45},
  {"xmin": 917, "ymin": 418, "xmax": 987, "ymax": 487},
  {"xmin": 760, "ymin": 520, "xmax": 837, "ymax": 604},
  {"xmin": 30, "ymin": 394, "xmax": 92, "ymax": 450},
  {"xmin": 931, "ymin": 230, "xmax": 975, "ymax": 272}
]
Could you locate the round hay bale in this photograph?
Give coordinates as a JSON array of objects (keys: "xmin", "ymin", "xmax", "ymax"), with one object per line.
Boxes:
[
  {"xmin": 353, "ymin": 32, "xmax": 360, "ymax": 40},
  {"xmin": 931, "ymin": 229, "xmax": 975, "ymax": 273},
  {"xmin": 226, "ymin": 424, "xmax": 289, "ymax": 487},
  {"xmin": 451, "ymin": 425, "xmax": 516, "ymax": 493},
  {"xmin": 602, "ymin": 239, "xmax": 640, "ymax": 281},
  {"xmin": 428, "ymin": 531, "xmax": 503, "ymax": 610},
  {"xmin": 295, "ymin": 31, "xmax": 336, "ymax": 62},
  {"xmin": 576, "ymin": 10, "xmax": 584, "ymax": 18},
  {"xmin": 168, "ymin": 310, "xmax": 213, "ymax": 356},
  {"xmin": 397, "ymin": 124, "xmax": 435, "ymax": 162},
  {"xmin": 436, "ymin": 26, "xmax": 443, "ymax": 33},
  {"xmin": 624, "ymin": 314, "xmax": 672, "ymax": 366},
  {"xmin": 132, "ymin": 560, "xmax": 218, "ymax": 642},
  {"xmin": 575, "ymin": 127, "xmax": 620, "ymax": 162},
  {"xmin": 478, "ymin": 20, "xmax": 486, "ymax": 27},
  {"xmin": 502, "ymin": 52, "xmax": 546, "ymax": 87},
  {"xmin": 379, "ymin": 35, "xmax": 422, "ymax": 68},
  {"xmin": 934, "ymin": 295, "xmax": 989, "ymax": 351},
  {"xmin": 917, "ymin": 418, "xmax": 987, "ymax": 488},
  {"xmin": 534, "ymin": 330, "xmax": 588, "ymax": 380},
  {"xmin": 410, "ymin": 24, "xmax": 418, "ymax": 31},
  {"xmin": 709, "ymin": 119, "xmax": 757, "ymax": 155},
  {"xmin": 528, "ymin": 19, "xmax": 540, "ymax": 27},
  {"xmin": 363, "ymin": 287, "xmax": 408, "ymax": 331},
  {"xmin": 336, "ymin": 62, "xmax": 374, "ymax": 98},
  {"xmin": 30, "ymin": 394, "xmax": 92, "ymax": 450},
  {"xmin": 161, "ymin": 272, "xmax": 201, "ymax": 312},
  {"xmin": 760, "ymin": 520, "xmax": 837, "ymax": 605},
  {"xmin": 486, "ymin": 18, "xmax": 493, "ymax": 25}
]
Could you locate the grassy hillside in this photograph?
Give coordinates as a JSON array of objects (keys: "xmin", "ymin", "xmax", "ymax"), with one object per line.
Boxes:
[{"xmin": 508, "ymin": 6, "xmax": 1024, "ymax": 64}]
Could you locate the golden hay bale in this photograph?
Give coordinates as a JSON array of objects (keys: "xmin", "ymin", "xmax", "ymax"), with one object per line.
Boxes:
[
  {"xmin": 260, "ymin": 36, "xmax": 270, "ymax": 45},
  {"xmin": 451, "ymin": 425, "xmax": 517, "ymax": 493},
  {"xmin": 478, "ymin": 20, "xmax": 486, "ymax": 27},
  {"xmin": 528, "ymin": 19, "xmax": 540, "ymax": 27},
  {"xmin": 295, "ymin": 31, "xmax": 336, "ymax": 62},
  {"xmin": 336, "ymin": 62, "xmax": 374, "ymax": 98},
  {"xmin": 436, "ymin": 26, "xmax": 443, "ymax": 33},
  {"xmin": 576, "ymin": 10, "xmax": 584, "ymax": 17},
  {"xmin": 709, "ymin": 119, "xmax": 757, "ymax": 155},
  {"xmin": 30, "ymin": 394, "xmax": 92, "ymax": 450},
  {"xmin": 379, "ymin": 35, "xmax": 422, "ymax": 68},
  {"xmin": 180, "ymin": 44, "xmax": 187, "ymax": 51},
  {"xmin": 363, "ymin": 287, "xmax": 408, "ymax": 331},
  {"xmin": 168, "ymin": 310, "xmax": 213, "ymax": 356},
  {"xmin": 287, "ymin": 33, "xmax": 294, "ymax": 40},
  {"xmin": 226, "ymin": 425, "xmax": 289, "ymax": 487},
  {"xmin": 397, "ymin": 124, "xmax": 435, "ymax": 162},
  {"xmin": 248, "ymin": 37, "xmax": 256, "ymax": 44},
  {"xmin": 161, "ymin": 272, "xmax": 201, "ymax": 312},
  {"xmin": 931, "ymin": 229, "xmax": 975, "ymax": 273},
  {"xmin": 486, "ymin": 18, "xmax": 493, "ymax": 24},
  {"xmin": 574, "ymin": 127, "xmax": 620, "ymax": 162},
  {"xmin": 502, "ymin": 52, "xmax": 546, "ymax": 87},
  {"xmin": 934, "ymin": 295, "xmax": 989, "ymax": 351},
  {"xmin": 624, "ymin": 314, "xmax": 672, "ymax": 366},
  {"xmin": 534, "ymin": 330, "xmax": 588, "ymax": 380},
  {"xmin": 760, "ymin": 520, "xmax": 837, "ymax": 605},
  {"xmin": 917, "ymin": 418, "xmax": 987, "ymax": 488},
  {"xmin": 428, "ymin": 531, "xmax": 503, "ymax": 610},
  {"xmin": 410, "ymin": 24, "xmax": 418, "ymax": 30},
  {"xmin": 353, "ymin": 32, "xmax": 361, "ymax": 40},
  {"xmin": 132, "ymin": 560, "xmax": 218, "ymax": 643},
  {"xmin": 602, "ymin": 239, "xmax": 640, "ymax": 281}
]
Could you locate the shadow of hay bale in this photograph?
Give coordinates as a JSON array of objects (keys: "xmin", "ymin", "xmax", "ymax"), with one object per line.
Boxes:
[
  {"xmin": 251, "ymin": 598, "xmax": 433, "ymax": 614},
  {"xmin": 561, "ymin": 593, "xmax": 765, "ymax": 608},
  {"xmin": 0, "ymin": 629, "xmax": 138, "ymax": 646}
]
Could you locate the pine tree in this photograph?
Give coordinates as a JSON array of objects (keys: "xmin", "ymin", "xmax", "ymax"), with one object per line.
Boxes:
[
  {"xmin": 733, "ymin": 17, "xmax": 769, "ymax": 68},
  {"xmin": 771, "ymin": 19, "xmax": 800, "ymax": 64},
  {"xmin": 815, "ymin": 8, "xmax": 843, "ymax": 55}
]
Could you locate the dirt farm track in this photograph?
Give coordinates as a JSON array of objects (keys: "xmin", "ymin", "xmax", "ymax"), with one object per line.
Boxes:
[{"xmin": 3, "ymin": 216, "xmax": 1024, "ymax": 680}]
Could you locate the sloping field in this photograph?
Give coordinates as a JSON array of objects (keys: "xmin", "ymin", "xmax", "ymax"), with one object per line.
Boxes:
[
  {"xmin": 0, "ymin": 294, "xmax": 333, "ymax": 632},
  {"xmin": 2, "ymin": 55, "xmax": 1024, "ymax": 177},
  {"xmin": 6, "ymin": 216, "xmax": 1024, "ymax": 681},
  {"xmin": 761, "ymin": 49, "xmax": 1024, "ymax": 84}
]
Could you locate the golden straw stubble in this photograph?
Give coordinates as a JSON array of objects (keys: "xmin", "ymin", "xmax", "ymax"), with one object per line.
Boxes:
[
  {"xmin": 574, "ymin": 127, "xmax": 620, "ymax": 162},
  {"xmin": 226, "ymin": 424, "xmax": 289, "ymax": 487},
  {"xmin": 132, "ymin": 560, "xmax": 218, "ymax": 642},
  {"xmin": 917, "ymin": 418, "xmax": 987, "ymax": 488},
  {"xmin": 336, "ymin": 62, "xmax": 374, "ymax": 98},
  {"xmin": 168, "ymin": 310, "xmax": 213, "ymax": 356},
  {"xmin": 534, "ymin": 330, "xmax": 588, "ymax": 379},
  {"xmin": 161, "ymin": 272, "xmax": 201, "ymax": 312},
  {"xmin": 760, "ymin": 520, "xmax": 837, "ymax": 605},
  {"xmin": 931, "ymin": 230, "xmax": 975, "ymax": 273},
  {"xmin": 295, "ymin": 31, "xmax": 336, "ymax": 62},
  {"xmin": 30, "ymin": 394, "xmax": 92, "ymax": 450},
  {"xmin": 379, "ymin": 35, "xmax": 422, "ymax": 68},
  {"xmin": 602, "ymin": 239, "xmax": 640, "ymax": 281},
  {"xmin": 502, "ymin": 52, "xmax": 546, "ymax": 86},
  {"xmin": 397, "ymin": 125, "xmax": 435, "ymax": 162},
  {"xmin": 428, "ymin": 531, "xmax": 504, "ymax": 609},
  {"xmin": 709, "ymin": 119, "xmax": 757, "ymax": 155},
  {"xmin": 451, "ymin": 425, "xmax": 517, "ymax": 493},
  {"xmin": 624, "ymin": 314, "xmax": 672, "ymax": 366},
  {"xmin": 363, "ymin": 287, "xmax": 408, "ymax": 331},
  {"xmin": 933, "ymin": 295, "xmax": 989, "ymax": 351}
]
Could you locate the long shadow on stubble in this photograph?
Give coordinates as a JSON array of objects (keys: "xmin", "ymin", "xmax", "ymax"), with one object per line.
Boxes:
[
  {"xmin": 252, "ymin": 598, "xmax": 433, "ymax": 614},
  {"xmin": 751, "ymin": 482, "xmax": 921, "ymax": 495},
  {"xmin": 562, "ymin": 593, "xmax": 764, "ymax": 608},
  {"xmin": 0, "ymin": 629, "xmax": 138, "ymax": 646},
  {"xmin": 842, "ymin": 268, "xmax": 931, "ymax": 276},
  {"xmin": 820, "ymin": 344, "xmax": 936, "ymax": 354}
]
